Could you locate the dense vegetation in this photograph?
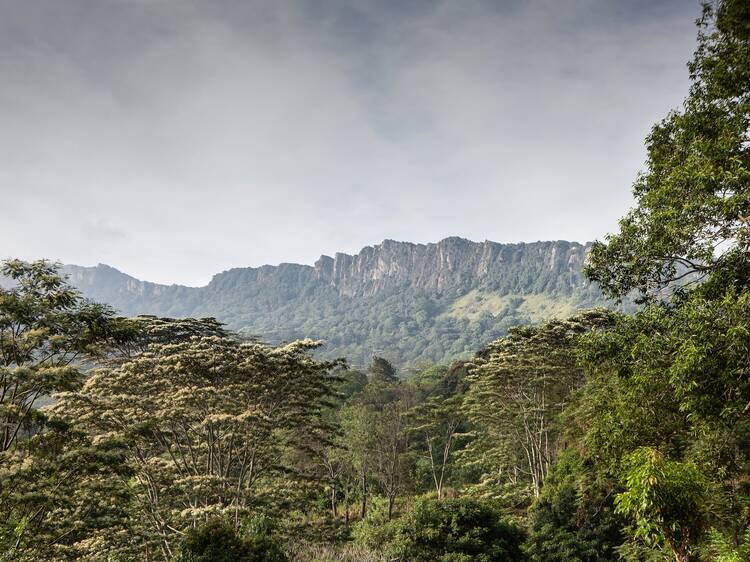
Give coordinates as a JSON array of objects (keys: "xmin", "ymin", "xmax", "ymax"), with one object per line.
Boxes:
[{"xmin": 1, "ymin": 1, "xmax": 748, "ymax": 560}]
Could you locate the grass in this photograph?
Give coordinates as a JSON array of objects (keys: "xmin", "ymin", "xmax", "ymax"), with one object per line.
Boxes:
[
  {"xmin": 446, "ymin": 289, "xmax": 580, "ymax": 323},
  {"xmin": 287, "ymin": 542, "xmax": 389, "ymax": 562}
]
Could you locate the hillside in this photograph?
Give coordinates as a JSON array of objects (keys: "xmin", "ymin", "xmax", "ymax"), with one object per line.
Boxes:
[{"xmin": 63, "ymin": 238, "xmax": 615, "ymax": 367}]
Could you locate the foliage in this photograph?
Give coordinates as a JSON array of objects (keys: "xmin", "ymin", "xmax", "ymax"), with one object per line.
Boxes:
[
  {"xmin": 462, "ymin": 309, "xmax": 616, "ymax": 498},
  {"xmin": 174, "ymin": 519, "xmax": 288, "ymax": 562},
  {"xmin": 367, "ymin": 357, "xmax": 398, "ymax": 383},
  {"xmin": 0, "ymin": 259, "xmax": 139, "ymax": 560},
  {"xmin": 706, "ymin": 526, "xmax": 750, "ymax": 562},
  {"xmin": 55, "ymin": 332, "xmax": 341, "ymax": 560},
  {"xmin": 391, "ymin": 497, "xmax": 526, "ymax": 562},
  {"xmin": 407, "ymin": 393, "xmax": 465, "ymax": 500},
  {"xmin": 350, "ymin": 497, "xmax": 401, "ymax": 551},
  {"xmin": 524, "ymin": 450, "xmax": 624, "ymax": 562},
  {"xmin": 0, "ymin": 426, "xmax": 135, "ymax": 561},
  {"xmin": 615, "ymin": 448, "xmax": 709, "ymax": 561},
  {"xmin": 0, "ymin": 259, "xmax": 130, "ymax": 451},
  {"xmin": 584, "ymin": 0, "xmax": 750, "ymax": 301}
]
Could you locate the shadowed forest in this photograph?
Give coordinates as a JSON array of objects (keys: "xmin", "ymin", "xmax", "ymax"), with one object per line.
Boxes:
[{"xmin": 2, "ymin": 2, "xmax": 750, "ymax": 561}]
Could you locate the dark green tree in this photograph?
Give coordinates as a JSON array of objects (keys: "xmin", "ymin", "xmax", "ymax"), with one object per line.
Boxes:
[
  {"xmin": 393, "ymin": 497, "xmax": 526, "ymax": 562},
  {"xmin": 525, "ymin": 450, "xmax": 624, "ymax": 562},
  {"xmin": 174, "ymin": 519, "xmax": 288, "ymax": 562},
  {"xmin": 584, "ymin": 0, "xmax": 750, "ymax": 301},
  {"xmin": 367, "ymin": 356, "xmax": 398, "ymax": 383}
]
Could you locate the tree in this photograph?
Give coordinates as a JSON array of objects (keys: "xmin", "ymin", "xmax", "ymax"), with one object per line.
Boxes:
[
  {"xmin": 616, "ymin": 448, "xmax": 709, "ymax": 562},
  {"xmin": 463, "ymin": 309, "xmax": 616, "ymax": 497},
  {"xmin": 0, "ymin": 259, "xmax": 138, "ymax": 560},
  {"xmin": 524, "ymin": 450, "xmax": 624, "ymax": 562},
  {"xmin": 174, "ymin": 518, "xmax": 288, "ymax": 562},
  {"xmin": 393, "ymin": 498, "xmax": 526, "ymax": 562},
  {"xmin": 339, "ymin": 403, "xmax": 378, "ymax": 520},
  {"xmin": 570, "ymin": 296, "xmax": 750, "ymax": 547},
  {"xmin": 0, "ymin": 259, "xmax": 129, "ymax": 451},
  {"xmin": 55, "ymin": 336, "xmax": 341, "ymax": 561},
  {"xmin": 367, "ymin": 356, "xmax": 398, "ymax": 383},
  {"xmin": 584, "ymin": 0, "xmax": 750, "ymax": 301},
  {"xmin": 0, "ymin": 424, "xmax": 134, "ymax": 561},
  {"xmin": 372, "ymin": 399, "xmax": 410, "ymax": 519},
  {"xmin": 109, "ymin": 315, "xmax": 228, "ymax": 361},
  {"xmin": 408, "ymin": 374, "xmax": 467, "ymax": 500},
  {"xmin": 578, "ymin": 5, "xmax": 750, "ymax": 555}
]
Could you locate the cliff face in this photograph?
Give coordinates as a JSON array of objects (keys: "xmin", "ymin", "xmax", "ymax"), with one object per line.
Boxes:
[
  {"xmin": 61, "ymin": 238, "xmax": 607, "ymax": 367},
  {"xmin": 309, "ymin": 238, "xmax": 590, "ymax": 296}
]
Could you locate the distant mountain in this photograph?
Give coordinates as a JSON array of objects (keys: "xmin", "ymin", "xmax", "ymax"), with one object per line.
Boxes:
[{"xmin": 62, "ymin": 238, "xmax": 617, "ymax": 368}]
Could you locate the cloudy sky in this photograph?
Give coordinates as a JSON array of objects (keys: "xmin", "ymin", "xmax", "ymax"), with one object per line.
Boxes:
[{"xmin": 1, "ymin": 0, "xmax": 701, "ymax": 285}]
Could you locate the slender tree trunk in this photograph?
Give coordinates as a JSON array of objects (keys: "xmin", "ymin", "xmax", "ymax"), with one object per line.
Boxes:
[{"xmin": 360, "ymin": 469, "xmax": 367, "ymax": 519}]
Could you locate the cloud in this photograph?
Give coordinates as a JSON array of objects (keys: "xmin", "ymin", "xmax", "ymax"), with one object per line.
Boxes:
[
  {"xmin": 82, "ymin": 219, "xmax": 127, "ymax": 242},
  {"xmin": 0, "ymin": 0, "xmax": 702, "ymax": 285}
]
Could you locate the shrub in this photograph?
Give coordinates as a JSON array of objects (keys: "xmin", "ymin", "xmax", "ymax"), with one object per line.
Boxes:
[
  {"xmin": 351, "ymin": 497, "xmax": 401, "ymax": 551},
  {"xmin": 393, "ymin": 497, "xmax": 525, "ymax": 562},
  {"xmin": 174, "ymin": 519, "xmax": 288, "ymax": 562}
]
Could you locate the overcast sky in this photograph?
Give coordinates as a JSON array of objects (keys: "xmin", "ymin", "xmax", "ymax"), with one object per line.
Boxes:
[{"xmin": 1, "ymin": 0, "xmax": 701, "ymax": 286}]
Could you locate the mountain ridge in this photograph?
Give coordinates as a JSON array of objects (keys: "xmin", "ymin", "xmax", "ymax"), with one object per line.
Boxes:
[
  {"xmin": 59, "ymin": 237, "xmax": 609, "ymax": 367},
  {"xmin": 66, "ymin": 237, "xmax": 592, "ymax": 291}
]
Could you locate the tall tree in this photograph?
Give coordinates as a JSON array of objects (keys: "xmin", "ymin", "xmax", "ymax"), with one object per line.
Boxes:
[
  {"xmin": 339, "ymin": 403, "xmax": 378, "ymax": 520},
  {"xmin": 372, "ymin": 398, "xmax": 411, "ymax": 519},
  {"xmin": 463, "ymin": 310, "xmax": 615, "ymax": 498},
  {"xmin": 585, "ymin": 0, "xmax": 750, "ymax": 301}
]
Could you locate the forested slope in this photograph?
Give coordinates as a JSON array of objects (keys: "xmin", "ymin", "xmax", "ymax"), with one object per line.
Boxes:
[{"xmin": 63, "ymin": 238, "xmax": 614, "ymax": 366}]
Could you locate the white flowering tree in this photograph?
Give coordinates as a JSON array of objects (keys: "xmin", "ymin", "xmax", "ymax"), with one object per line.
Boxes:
[{"xmin": 56, "ymin": 335, "xmax": 341, "ymax": 561}]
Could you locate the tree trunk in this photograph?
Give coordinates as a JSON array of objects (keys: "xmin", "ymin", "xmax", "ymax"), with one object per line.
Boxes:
[{"xmin": 360, "ymin": 471, "xmax": 367, "ymax": 519}]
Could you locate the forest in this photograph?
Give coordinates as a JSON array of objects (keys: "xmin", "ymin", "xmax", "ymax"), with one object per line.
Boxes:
[{"xmin": 1, "ymin": 1, "xmax": 749, "ymax": 560}]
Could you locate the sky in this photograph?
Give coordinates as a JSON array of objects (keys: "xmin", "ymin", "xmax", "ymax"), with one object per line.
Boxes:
[{"xmin": 0, "ymin": 0, "xmax": 702, "ymax": 286}]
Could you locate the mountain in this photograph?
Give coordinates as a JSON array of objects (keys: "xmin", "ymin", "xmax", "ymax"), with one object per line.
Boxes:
[{"xmin": 62, "ymin": 238, "xmax": 615, "ymax": 368}]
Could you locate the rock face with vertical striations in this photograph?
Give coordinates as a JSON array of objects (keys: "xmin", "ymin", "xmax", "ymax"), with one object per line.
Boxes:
[{"xmin": 59, "ymin": 238, "xmax": 615, "ymax": 367}]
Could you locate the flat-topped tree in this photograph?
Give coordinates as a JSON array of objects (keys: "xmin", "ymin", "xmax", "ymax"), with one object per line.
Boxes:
[
  {"xmin": 463, "ymin": 309, "xmax": 617, "ymax": 498},
  {"xmin": 55, "ymin": 335, "xmax": 342, "ymax": 561}
]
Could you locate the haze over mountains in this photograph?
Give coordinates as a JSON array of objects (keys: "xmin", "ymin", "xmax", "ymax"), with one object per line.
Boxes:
[{"xmin": 62, "ymin": 237, "xmax": 615, "ymax": 367}]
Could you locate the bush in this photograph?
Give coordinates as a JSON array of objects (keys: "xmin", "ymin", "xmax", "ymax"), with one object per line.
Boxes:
[
  {"xmin": 351, "ymin": 497, "xmax": 401, "ymax": 551},
  {"xmin": 174, "ymin": 519, "xmax": 288, "ymax": 562},
  {"xmin": 393, "ymin": 497, "xmax": 525, "ymax": 562}
]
